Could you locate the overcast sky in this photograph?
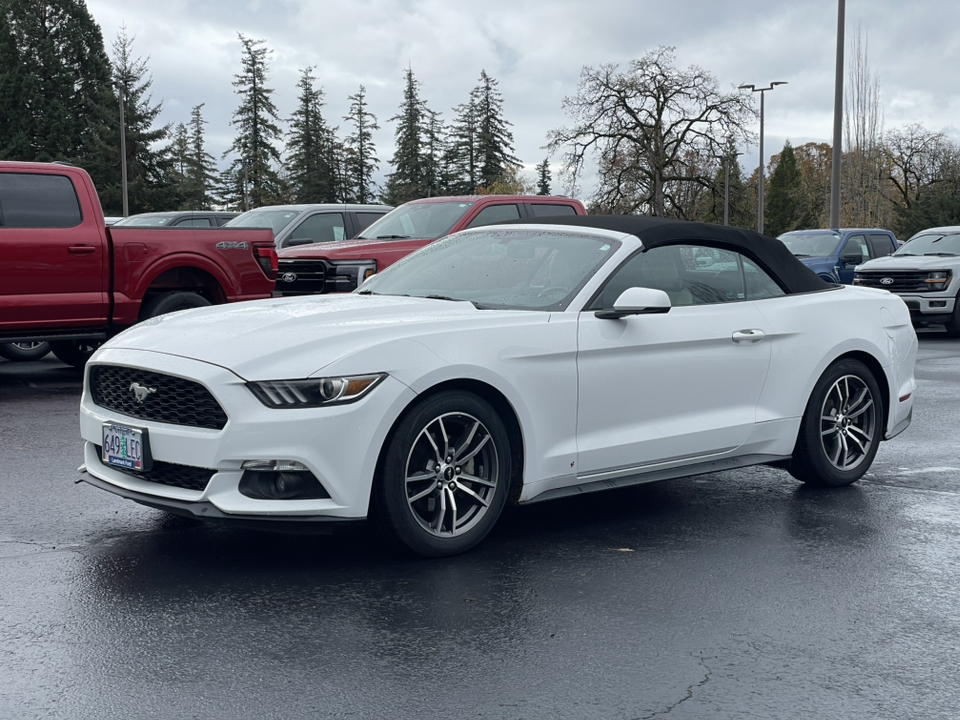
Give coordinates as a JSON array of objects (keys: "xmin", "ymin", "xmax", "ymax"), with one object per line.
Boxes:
[{"xmin": 85, "ymin": 0, "xmax": 960, "ymax": 198}]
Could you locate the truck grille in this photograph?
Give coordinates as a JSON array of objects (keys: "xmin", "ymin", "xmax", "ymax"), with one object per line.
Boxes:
[
  {"xmin": 90, "ymin": 365, "xmax": 228, "ymax": 430},
  {"xmin": 856, "ymin": 271, "xmax": 935, "ymax": 292},
  {"xmin": 95, "ymin": 445, "xmax": 214, "ymax": 491},
  {"xmin": 277, "ymin": 258, "xmax": 327, "ymax": 295}
]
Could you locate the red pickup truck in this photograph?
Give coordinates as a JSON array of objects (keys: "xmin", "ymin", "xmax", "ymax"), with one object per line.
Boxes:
[
  {"xmin": 275, "ymin": 194, "xmax": 587, "ymax": 295},
  {"xmin": 0, "ymin": 161, "xmax": 277, "ymax": 366}
]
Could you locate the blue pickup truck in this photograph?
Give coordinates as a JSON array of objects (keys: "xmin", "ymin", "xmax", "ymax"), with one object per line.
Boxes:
[{"xmin": 777, "ymin": 228, "xmax": 899, "ymax": 284}]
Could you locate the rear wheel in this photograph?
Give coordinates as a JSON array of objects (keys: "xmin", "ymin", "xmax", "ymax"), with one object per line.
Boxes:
[
  {"xmin": 0, "ymin": 341, "xmax": 51, "ymax": 361},
  {"xmin": 374, "ymin": 391, "xmax": 511, "ymax": 557},
  {"xmin": 49, "ymin": 340, "xmax": 100, "ymax": 368},
  {"xmin": 139, "ymin": 291, "xmax": 211, "ymax": 321},
  {"xmin": 943, "ymin": 295, "xmax": 960, "ymax": 338},
  {"xmin": 788, "ymin": 359, "xmax": 882, "ymax": 487}
]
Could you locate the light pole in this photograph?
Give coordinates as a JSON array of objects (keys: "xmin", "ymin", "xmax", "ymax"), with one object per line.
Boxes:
[
  {"xmin": 829, "ymin": 0, "xmax": 846, "ymax": 229},
  {"xmin": 739, "ymin": 81, "xmax": 787, "ymax": 234},
  {"xmin": 116, "ymin": 80, "xmax": 129, "ymax": 217}
]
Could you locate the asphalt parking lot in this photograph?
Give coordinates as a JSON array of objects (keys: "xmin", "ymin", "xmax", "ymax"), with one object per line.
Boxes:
[{"xmin": 2, "ymin": 332, "xmax": 959, "ymax": 719}]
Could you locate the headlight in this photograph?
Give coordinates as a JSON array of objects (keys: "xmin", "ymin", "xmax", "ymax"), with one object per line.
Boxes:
[
  {"xmin": 328, "ymin": 260, "xmax": 377, "ymax": 292},
  {"xmin": 247, "ymin": 374, "xmax": 386, "ymax": 408},
  {"xmin": 925, "ymin": 270, "xmax": 951, "ymax": 290}
]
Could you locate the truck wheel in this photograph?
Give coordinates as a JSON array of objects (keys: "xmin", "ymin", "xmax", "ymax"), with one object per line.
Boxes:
[
  {"xmin": 944, "ymin": 296, "xmax": 960, "ymax": 338},
  {"xmin": 140, "ymin": 291, "xmax": 211, "ymax": 321},
  {"xmin": 49, "ymin": 340, "xmax": 100, "ymax": 368},
  {"xmin": 787, "ymin": 359, "xmax": 882, "ymax": 487},
  {"xmin": 0, "ymin": 341, "xmax": 51, "ymax": 362}
]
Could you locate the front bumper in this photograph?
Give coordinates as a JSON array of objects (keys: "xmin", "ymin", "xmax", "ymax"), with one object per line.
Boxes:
[
  {"xmin": 896, "ymin": 293, "xmax": 956, "ymax": 318},
  {"xmin": 80, "ymin": 348, "xmax": 417, "ymax": 521}
]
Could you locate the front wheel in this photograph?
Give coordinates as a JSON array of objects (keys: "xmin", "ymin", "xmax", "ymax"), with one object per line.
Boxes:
[
  {"xmin": 943, "ymin": 295, "xmax": 960, "ymax": 338},
  {"xmin": 374, "ymin": 391, "xmax": 512, "ymax": 557},
  {"xmin": 788, "ymin": 359, "xmax": 882, "ymax": 487},
  {"xmin": 49, "ymin": 340, "xmax": 101, "ymax": 368}
]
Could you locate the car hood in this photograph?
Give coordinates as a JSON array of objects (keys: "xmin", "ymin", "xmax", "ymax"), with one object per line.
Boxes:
[
  {"xmin": 857, "ymin": 255, "xmax": 959, "ymax": 271},
  {"xmin": 278, "ymin": 236, "xmax": 429, "ymax": 258},
  {"xmin": 797, "ymin": 256, "xmax": 833, "ymax": 266},
  {"xmin": 101, "ymin": 294, "xmax": 547, "ymax": 380}
]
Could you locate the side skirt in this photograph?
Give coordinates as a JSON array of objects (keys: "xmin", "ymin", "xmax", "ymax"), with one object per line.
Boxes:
[{"xmin": 520, "ymin": 453, "xmax": 792, "ymax": 505}]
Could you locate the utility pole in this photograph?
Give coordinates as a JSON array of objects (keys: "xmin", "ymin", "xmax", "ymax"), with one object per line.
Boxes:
[
  {"xmin": 739, "ymin": 82, "xmax": 787, "ymax": 234},
  {"xmin": 829, "ymin": 0, "xmax": 846, "ymax": 228},
  {"xmin": 118, "ymin": 81, "xmax": 129, "ymax": 217}
]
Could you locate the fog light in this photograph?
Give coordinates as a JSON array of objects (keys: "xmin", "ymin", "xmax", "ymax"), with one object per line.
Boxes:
[
  {"xmin": 238, "ymin": 463, "xmax": 330, "ymax": 500},
  {"xmin": 930, "ymin": 301, "xmax": 947, "ymax": 308}
]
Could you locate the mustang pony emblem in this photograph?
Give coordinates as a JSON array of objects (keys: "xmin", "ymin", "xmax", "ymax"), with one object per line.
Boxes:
[{"xmin": 129, "ymin": 382, "xmax": 157, "ymax": 403}]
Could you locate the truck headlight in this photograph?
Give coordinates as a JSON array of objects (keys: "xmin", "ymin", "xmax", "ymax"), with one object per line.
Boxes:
[
  {"xmin": 925, "ymin": 270, "xmax": 951, "ymax": 291},
  {"xmin": 247, "ymin": 374, "xmax": 386, "ymax": 408}
]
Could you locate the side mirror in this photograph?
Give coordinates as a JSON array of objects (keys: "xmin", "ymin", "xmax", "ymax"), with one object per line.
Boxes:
[
  {"xmin": 595, "ymin": 287, "xmax": 672, "ymax": 319},
  {"xmin": 286, "ymin": 238, "xmax": 315, "ymax": 247},
  {"xmin": 841, "ymin": 253, "xmax": 863, "ymax": 266}
]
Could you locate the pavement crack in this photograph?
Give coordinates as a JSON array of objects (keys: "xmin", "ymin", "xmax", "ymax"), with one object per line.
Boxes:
[{"xmin": 636, "ymin": 655, "xmax": 712, "ymax": 719}]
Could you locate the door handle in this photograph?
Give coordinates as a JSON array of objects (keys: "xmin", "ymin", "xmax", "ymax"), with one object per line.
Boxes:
[
  {"xmin": 68, "ymin": 245, "xmax": 96, "ymax": 255},
  {"xmin": 732, "ymin": 329, "xmax": 766, "ymax": 344}
]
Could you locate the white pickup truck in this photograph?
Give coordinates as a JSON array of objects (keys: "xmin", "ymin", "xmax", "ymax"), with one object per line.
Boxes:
[{"xmin": 854, "ymin": 225, "xmax": 960, "ymax": 337}]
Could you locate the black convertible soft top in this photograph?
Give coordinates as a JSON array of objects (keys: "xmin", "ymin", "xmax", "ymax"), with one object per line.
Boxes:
[{"xmin": 505, "ymin": 214, "xmax": 834, "ymax": 295}]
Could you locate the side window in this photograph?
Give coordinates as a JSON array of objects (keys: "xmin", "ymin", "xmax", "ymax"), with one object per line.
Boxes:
[
  {"xmin": 741, "ymin": 257, "xmax": 786, "ymax": 300},
  {"xmin": 868, "ymin": 233, "xmax": 895, "ymax": 257},
  {"xmin": 286, "ymin": 213, "xmax": 346, "ymax": 246},
  {"xmin": 355, "ymin": 212, "xmax": 387, "ymax": 233},
  {"xmin": 175, "ymin": 218, "xmax": 213, "ymax": 227},
  {"xmin": 0, "ymin": 173, "xmax": 83, "ymax": 228},
  {"xmin": 528, "ymin": 203, "xmax": 577, "ymax": 217},
  {"xmin": 844, "ymin": 234, "xmax": 870, "ymax": 260},
  {"xmin": 465, "ymin": 204, "xmax": 520, "ymax": 229}
]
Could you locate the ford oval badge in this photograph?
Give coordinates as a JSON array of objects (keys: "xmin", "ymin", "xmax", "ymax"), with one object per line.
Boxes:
[
  {"xmin": 880, "ymin": 277, "xmax": 894, "ymax": 285},
  {"xmin": 281, "ymin": 272, "xmax": 297, "ymax": 283}
]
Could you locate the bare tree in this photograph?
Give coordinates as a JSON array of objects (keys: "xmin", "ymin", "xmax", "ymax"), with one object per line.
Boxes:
[
  {"xmin": 842, "ymin": 24, "xmax": 889, "ymax": 228},
  {"xmin": 883, "ymin": 124, "xmax": 956, "ymax": 211},
  {"xmin": 546, "ymin": 47, "xmax": 756, "ymax": 217}
]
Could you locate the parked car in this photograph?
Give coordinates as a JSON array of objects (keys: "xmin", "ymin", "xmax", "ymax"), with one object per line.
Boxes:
[
  {"xmin": 777, "ymin": 228, "xmax": 899, "ymax": 283},
  {"xmin": 224, "ymin": 204, "xmax": 393, "ymax": 250},
  {"xmin": 855, "ymin": 225, "xmax": 960, "ymax": 336},
  {"xmin": 275, "ymin": 195, "xmax": 587, "ymax": 295},
  {"xmin": 112, "ymin": 211, "xmax": 239, "ymax": 228},
  {"xmin": 78, "ymin": 215, "xmax": 916, "ymax": 557},
  {"xmin": 0, "ymin": 161, "xmax": 277, "ymax": 367}
]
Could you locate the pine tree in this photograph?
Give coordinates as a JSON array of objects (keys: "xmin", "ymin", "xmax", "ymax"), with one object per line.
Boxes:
[
  {"xmin": 383, "ymin": 67, "xmax": 431, "ymax": 205},
  {"xmin": 0, "ymin": 0, "xmax": 114, "ymax": 163},
  {"xmin": 765, "ymin": 141, "xmax": 808, "ymax": 236},
  {"xmin": 223, "ymin": 34, "xmax": 286, "ymax": 210},
  {"xmin": 473, "ymin": 70, "xmax": 519, "ymax": 189},
  {"xmin": 536, "ymin": 158, "xmax": 552, "ymax": 195},
  {"xmin": 287, "ymin": 67, "xmax": 341, "ymax": 203},
  {"xmin": 422, "ymin": 109, "xmax": 445, "ymax": 197},
  {"xmin": 84, "ymin": 27, "xmax": 178, "ymax": 215},
  {"xmin": 182, "ymin": 105, "xmax": 218, "ymax": 209},
  {"xmin": 447, "ymin": 95, "xmax": 479, "ymax": 194},
  {"xmin": 342, "ymin": 85, "xmax": 379, "ymax": 204}
]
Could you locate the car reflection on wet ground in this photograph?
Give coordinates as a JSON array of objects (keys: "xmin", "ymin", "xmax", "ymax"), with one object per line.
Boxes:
[{"xmin": 2, "ymin": 333, "xmax": 959, "ymax": 719}]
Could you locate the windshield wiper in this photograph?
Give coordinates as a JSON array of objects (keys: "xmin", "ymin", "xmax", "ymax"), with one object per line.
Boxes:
[
  {"xmin": 375, "ymin": 234, "xmax": 411, "ymax": 239},
  {"xmin": 792, "ymin": 253, "xmax": 812, "ymax": 258},
  {"xmin": 923, "ymin": 252, "xmax": 957, "ymax": 256}
]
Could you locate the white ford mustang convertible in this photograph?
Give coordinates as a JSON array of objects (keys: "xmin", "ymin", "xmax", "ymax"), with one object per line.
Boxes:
[{"xmin": 78, "ymin": 216, "xmax": 918, "ymax": 556}]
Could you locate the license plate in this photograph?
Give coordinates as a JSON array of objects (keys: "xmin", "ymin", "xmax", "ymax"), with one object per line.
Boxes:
[{"xmin": 102, "ymin": 423, "xmax": 151, "ymax": 471}]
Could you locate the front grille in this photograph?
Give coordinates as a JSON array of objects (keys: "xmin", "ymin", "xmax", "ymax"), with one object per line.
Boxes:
[
  {"xmin": 90, "ymin": 365, "xmax": 228, "ymax": 430},
  {"xmin": 96, "ymin": 445, "xmax": 214, "ymax": 491},
  {"xmin": 856, "ymin": 271, "xmax": 936, "ymax": 292},
  {"xmin": 277, "ymin": 258, "xmax": 327, "ymax": 295}
]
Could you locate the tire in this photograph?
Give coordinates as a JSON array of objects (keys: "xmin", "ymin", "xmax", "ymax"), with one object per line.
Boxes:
[
  {"xmin": 49, "ymin": 340, "xmax": 101, "ymax": 368},
  {"xmin": 139, "ymin": 291, "xmax": 211, "ymax": 321},
  {"xmin": 943, "ymin": 295, "xmax": 960, "ymax": 338},
  {"xmin": 787, "ymin": 359, "xmax": 883, "ymax": 487},
  {"xmin": 374, "ymin": 390, "xmax": 512, "ymax": 557},
  {"xmin": 0, "ymin": 341, "xmax": 51, "ymax": 361}
]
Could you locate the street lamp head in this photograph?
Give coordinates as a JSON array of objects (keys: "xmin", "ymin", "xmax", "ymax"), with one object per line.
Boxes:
[
  {"xmin": 738, "ymin": 84, "xmax": 755, "ymax": 90},
  {"xmin": 772, "ymin": 81, "xmax": 788, "ymax": 87}
]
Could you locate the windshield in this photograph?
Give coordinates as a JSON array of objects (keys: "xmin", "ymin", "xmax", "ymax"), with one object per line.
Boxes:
[
  {"xmin": 359, "ymin": 228, "xmax": 619, "ymax": 311},
  {"xmin": 895, "ymin": 232, "xmax": 960, "ymax": 256},
  {"xmin": 112, "ymin": 214, "xmax": 173, "ymax": 227},
  {"xmin": 777, "ymin": 231, "xmax": 843, "ymax": 257},
  {"xmin": 224, "ymin": 209, "xmax": 302, "ymax": 234},
  {"xmin": 357, "ymin": 201, "xmax": 475, "ymax": 240}
]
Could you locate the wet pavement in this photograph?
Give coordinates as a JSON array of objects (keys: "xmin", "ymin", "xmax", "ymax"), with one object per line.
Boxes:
[{"xmin": 2, "ymin": 334, "xmax": 960, "ymax": 719}]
